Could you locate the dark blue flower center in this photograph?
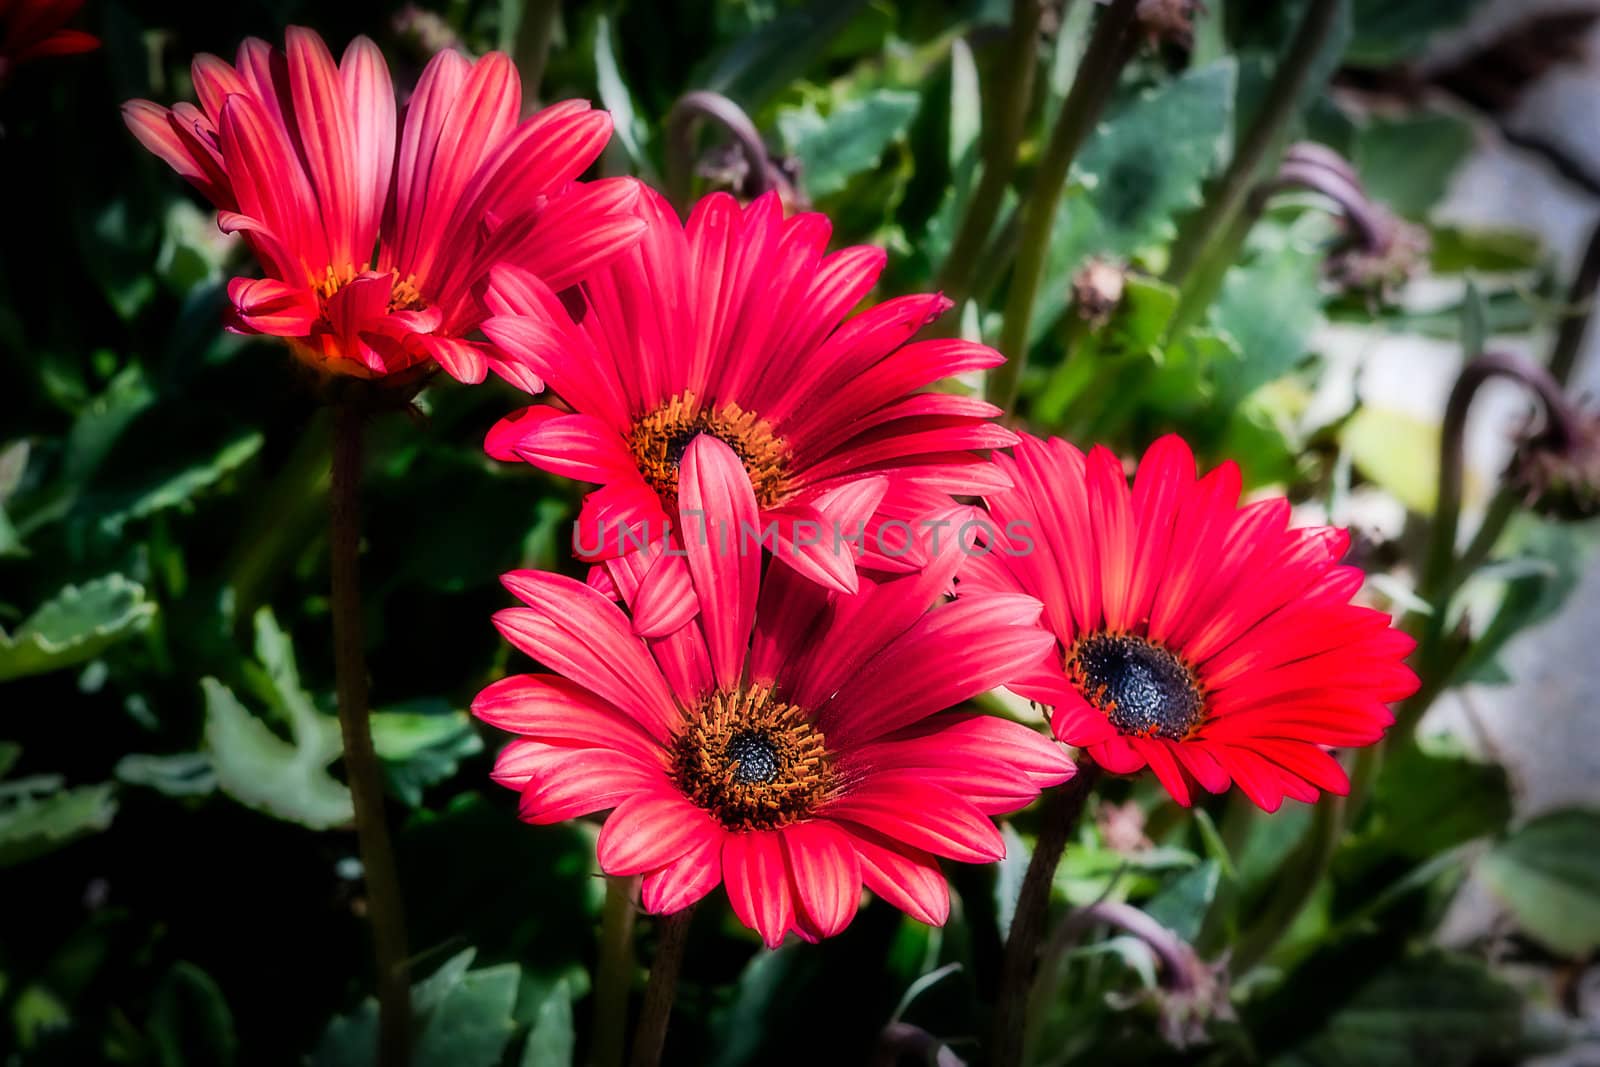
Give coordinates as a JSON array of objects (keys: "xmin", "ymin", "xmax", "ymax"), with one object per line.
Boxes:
[
  {"xmin": 725, "ymin": 731, "xmax": 780, "ymax": 784},
  {"xmin": 1072, "ymin": 633, "xmax": 1204, "ymax": 741}
]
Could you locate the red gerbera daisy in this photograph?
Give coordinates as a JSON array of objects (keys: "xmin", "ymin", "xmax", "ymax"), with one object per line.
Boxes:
[
  {"xmin": 123, "ymin": 28, "xmax": 643, "ymax": 382},
  {"xmin": 960, "ymin": 433, "xmax": 1419, "ymax": 812},
  {"xmin": 481, "ymin": 187, "xmax": 1016, "ymax": 599},
  {"xmin": 0, "ymin": 0, "xmax": 97, "ymax": 84},
  {"xmin": 473, "ymin": 436, "xmax": 1072, "ymax": 946}
]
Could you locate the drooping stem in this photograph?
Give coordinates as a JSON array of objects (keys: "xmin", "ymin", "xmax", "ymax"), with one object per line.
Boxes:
[
  {"xmin": 1162, "ymin": 0, "xmax": 1345, "ymax": 289},
  {"xmin": 988, "ymin": 0, "xmax": 1140, "ymax": 412},
  {"xmin": 1419, "ymin": 352, "xmax": 1582, "ymax": 612},
  {"xmin": 592, "ymin": 875, "xmax": 640, "ymax": 1067},
  {"xmin": 628, "ymin": 907, "xmax": 695, "ymax": 1067},
  {"xmin": 330, "ymin": 400, "xmax": 412, "ymax": 1067},
  {"xmin": 937, "ymin": 0, "xmax": 1045, "ymax": 306},
  {"xmin": 664, "ymin": 91, "xmax": 772, "ymax": 214},
  {"xmin": 991, "ymin": 764, "xmax": 1100, "ymax": 1067}
]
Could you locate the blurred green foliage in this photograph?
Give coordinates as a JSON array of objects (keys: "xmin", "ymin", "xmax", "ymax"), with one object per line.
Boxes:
[{"xmin": 1, "ymin": 0, "xmax": 1596, "ymax": 1064}]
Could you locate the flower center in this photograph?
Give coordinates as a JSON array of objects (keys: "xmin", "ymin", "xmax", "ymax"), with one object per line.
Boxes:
[
  {"xmin": 629, "ymin": 392, "xmax": 789, "ymax": 509},
  {"xmin": 314, "ymin": 265, "xmax": 429, "ymax": 313},
  {"xmin": 1067, "ymin": 633, "xmax": 1205, "ymax": 741},
  {"xmin": 671, "ymin": 685, "xmax": 833, "ymax": 830}
]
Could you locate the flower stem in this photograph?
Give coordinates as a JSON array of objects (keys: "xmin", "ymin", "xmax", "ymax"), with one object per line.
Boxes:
[
  {"xmin": 513, "ymin": 0, "xmax": 560, "ymax": 107},
  {"xmin": 988, "ymin": 0, "xmax": 1140, "ymax": 414},
  {"xmin": 329, "ymin": 400, "xmax": 411, "ymax": 1067},
  {"xmin": 936, "ymin": 0, "xmax": 1044, "ymax": 307},
  {"xmin": 592, "ymin": 875, "xmax": 640, "ymax": 1067},
  {"xmin": 1551, "ymin": 217, "xmax": 1600, "ymax": 383},
  {"xmin": 1419, "ymin": 352, "xmax": 1581, "ymax": 614},
  {"xmin": 628, "ymin": 906, "xmax": 695, "ymax": 1067},
  {"xmin": 1162, "ymin": 0, "xmax": 1344, "ymax": 289},
  {"xmin": 991, "ymin": 763, "xmax": 1099, "ymax": 1067},
  {"xmin": 664, "ymin": 91, "xmax": 772, "ymax": 213}
]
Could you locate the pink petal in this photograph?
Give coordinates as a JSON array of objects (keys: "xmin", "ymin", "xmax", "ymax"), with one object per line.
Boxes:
[
  {"xmin": 598, "ymin": 792, "xmax": 724, "ymax": 875},
  {"xmin": 781, "ymin": 821, "xmax": 862, "ymax": 940},
  {"xmin": 723, "ymin": 831, "xmax": 794, "ymax": 949},
  {"xmin": 677, "ymin": 437, "xmax": 760, "ymax": 692}
]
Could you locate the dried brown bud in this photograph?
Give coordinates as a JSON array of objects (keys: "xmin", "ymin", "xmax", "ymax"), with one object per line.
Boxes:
[
  {"xmin": 390, "ymin": 4, "xmax": 459, "ymax": 63},
  {"xmin": 1072, "ymin": 258, "xmax": 1127, "ymax": 330},
  {"xmin": 1507, "ymin": 406, "xmax": 1600, "ymax": 520},
  {"xmin": 1327, "ymin": 209, "xmax": 1430, "ymax": 299},
  {"xmin": 1096, "ymin": 799, "xmax": 1153, "ymax": 854},
  {"xmin": 1137, "ymin": 0, "xmax": 1205, "ymax": 48}
]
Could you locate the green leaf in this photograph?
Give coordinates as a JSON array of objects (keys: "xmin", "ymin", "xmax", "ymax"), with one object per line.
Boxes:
[
  {"xmin": 1032, "ymin": 62, "xmax": 1236, "ymax": 342},
  {"xmin": 201, "ymin": 677, "xmax": 351, "ymax": 830},
  {"xmin": 1272, "ymin": 950, "xmax": 1522, "ymax": 1067},
  {"xmin": 1145, "ymin": 860, "xmax": 1221, "ymax": 943},
  {"xmin": 778, "ymin": 89, "xmax": 921, "ymax": 201},
  {"xmin": 1346, "ymin": 742, "xmax": 1511, "ymax": 869},
  {"xmin": 148, "ymin": 962, "xmax": 237, "ymax": 1067},
  {"xmin": 1339, "ymin": 406, "xmax": 1440, "ymax": 514},
  {"xmin": 697, "ymin": 0, "xmax": 870, "ymax": 110},
  {"xmin": 520, "ymin": 977, "xmax": 575, "ymax": 1067},
  {"xmin": 115, "ymin": 752, "xmax": 217, "ymax": 797},
  {"xmin": 1429, "ymin": 225, "xmax": 1543, "ymax": 274},
  {"xmin": 84, "ymin": 429, "xmax": 262, "ymax": 536},
  {"xmin": 1353, "ymin": 113, "xmax": 1474, "ymax": 219},
  {"xmin": 1460, "ymin": 279, "xmax": 1487, "ymax": 357},
  {"xmin": 593, "ymin": 16, "xmax": 657, "ymax": 183},
  {"xmin": 313, "ymin": 950, "xmax": 522, "ymax": 1067},
  {"xmin": 0, "ymin": 781, "xmax": 117, "ymax": 867},
  {"xmin": 201, "ymin": 609, "xmax": 351, "ymax": 829},
  {"xmin": 371, "ymin": 701, "xmax": 484, "ymax": 807},
  {"xmin": 1210, "ymin": 218, "xmax": 1327, "ymax": 402},
  {"xmin": 1346, "ymin": 0, "xmax": 1484, "ymax": 66},
  {"xmin": 1077, "ymin": 59, "xmax": 1237, "ymax": 256},
  {"xmin": 0, "ymin": 574, "xmax": 157, "ymax": 682},
  {"xmin": 1481, "ymin": 809, "xmax": 1600, "ymax": 957}
]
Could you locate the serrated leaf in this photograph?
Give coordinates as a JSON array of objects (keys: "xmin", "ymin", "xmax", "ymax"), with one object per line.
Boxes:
[
  {"xmin": 313, "ymin": 950, "xmax": 521, "ymax": 1067},
  {"xmin": 202, "ymin": 678, "xmax": 351, "ymax": 830},
  {"xmin": 778, "ymin": 89, "xmax": 921, "ymax": 200},
  {"xmin": 1210, "ymin": 218, "xmax": 1327, "ymax": 401},
  {"xmin": 0, "ymin": 574, "xmax": 157, "ymax": 682},
  {"xmin": 1346, "ymin": 0, "xmax": 1482, "ymax": 66},
  {"xmin": 0, "ymin": 781, "xmax": 117, "ymax": 867},
  {"xmin": 1033, "ymin": 61, "xmax": 1236, "ymax": 342},
  {"xmin": 1481, "ymin": 809, "xmax": 1600, "ymax": 957},
  {"xmin": 371, "ymin": 701, "xmax": 483, "ymax": 807},
  {"xmin": 521, "ymin": 977, "xmax": 575, "ymax": 1067}
]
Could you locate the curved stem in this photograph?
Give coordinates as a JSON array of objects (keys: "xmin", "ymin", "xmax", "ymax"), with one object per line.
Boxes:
[
  {"xmin": 873, "ymin": 1022, "xmax": 968, "ymax": 1067},
  {"xmin": 1163, "ymin": 0, "xmax": 1344, "ymax": 288},
  {"xmin": 991, "ymin": 764, "xmax": 1100, "ymax": 1067},
  {"xmin": 591, "ymin": 875, "xmax": 640, "ymax": 1067},
  {"xmin": 664, "ymin": 91, "xmax": 772, "ymax": 213},
  {"xmin": 628, "ymin": 906, "xmax": 695, "ymax": 1067},
  {"xmin": 937, "ymin": 0, "xmax": 1045, "ymax": 306},
  {"xmin": 330, "ymin": 401, "xmax": 412, "ymax": 1067},
  {"xmin": 988, "ymin": 0, "xmax": 1140, "ymax": 413},
  {"xmin": 1419, "ymin": 352, "xmax": 1581, "ymax": 612}
]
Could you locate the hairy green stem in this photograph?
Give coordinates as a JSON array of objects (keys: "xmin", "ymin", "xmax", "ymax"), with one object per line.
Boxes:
[
  {"xmin": 1162, "ymin": 0, "xmax": 1344, "ymax": 289},
  {"xmin": 988, "ymin": 0, "xmax": 1140, "ymax": 412},
  {"xmin": 330, "ymin": 401, "xmax": 411, "ymax": 1067},
  {"xmin": 991, "ymin": 764, "xmax": 1100, "ymax": 1067},
  {"xmin": 628, "ymin": 907, "xmax": 695, "ymax": 1067},
  {"xmin": 937, "ymin": 0, "xmax": 1045, "ymax": 306},
  {"xmin": 592, "ymin": 875, "xmax": 639, "ymax": 1067}
]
